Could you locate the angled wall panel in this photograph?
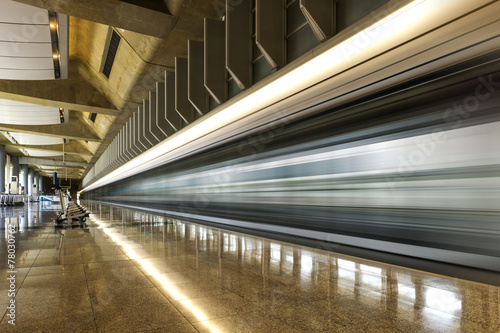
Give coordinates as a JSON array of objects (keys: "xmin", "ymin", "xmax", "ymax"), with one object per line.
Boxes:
[
  {"xmin": 148, "ymin": 91, "xmax": 162, "ymax": 144},
  {"xmin": 139, "ymin": 101, "xmax": 154, "ymax": 149},
  {"xmin": 226, "ymin": 0, "xmax": 252, "ymax": 89},
  {"xmin": 300, "ymin": 0, "xmax": 335, "ymax": 42},
  {"xmin": 175, "ymin": 57, "xmax": 194, "ymax": 125},
  {"xmin": 205, "ymin": 18, "xmax": 227, "ymax": 105},
  {"xmin": 188, "ymin": 40, "xmax": 208, "ymax": 116},
  {"xmin": 128, "ymin": 119, "xmax": 140, "ymax": 157},
  {"xmin": 124, "ymin": 122, "xmax": 135, "ymax": 158},
  {"xmin": 154, "ymin": 82, "xmax": 172, "ymax": 138},
  {"xmin": 256, "ymin": 0, "xmax": 285, "ymax": 68},
  {"xmin": 133, "ymin": 110, "xmax": 146, "ymax": 153},
  {"xmin": 165, "ymin": 71, "xmax": 183, "ymax": 132}
]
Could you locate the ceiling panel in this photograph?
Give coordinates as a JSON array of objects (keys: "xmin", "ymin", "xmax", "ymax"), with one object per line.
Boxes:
[
  {"xmin": 0, "ymin": 41, "xmax": 52, "ymax": 57},
  {"xmin": 24, "ymin": 149, "xmax": 62, "ymax": 157},
  {"xmin": 0, "ymin": 113, "xmax": 60, "ymax": 124},
  {"xmin": 9, "ymin": 132, "xmax": 63, "ymax": 145},
  {"xmin": 0, "ymin": 56, "xmax": 53, "ymax": 70},
  {"xmin": 0, "ymin": 99, "xmax": 54, "ymax": 109},
  {"xmin": 0, "ymin": 68, "xmax": 55, "ymax": 79},
  {"xmin": 0, "ymin": 23, "xmax": 51, "ymax": 42},
  {"xmin": 0, "ymin": 0, "xmax": 49, "ymax": 24},
  {"xmin": 0, "ymin": 115, "xmax": 60, "ymax": 125},
  {"xmin": 0, "ymin": 0, "xmax": 64, "ymax": 80}
]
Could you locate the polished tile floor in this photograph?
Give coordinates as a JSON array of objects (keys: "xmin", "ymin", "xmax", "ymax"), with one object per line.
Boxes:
[{"xmin": 0, "ymin": 201, "xmax": 499, "ymax": 332}]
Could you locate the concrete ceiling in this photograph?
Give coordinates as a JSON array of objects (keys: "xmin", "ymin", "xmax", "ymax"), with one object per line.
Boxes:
[{"xmin": 0, "ymin": 0, "xmax": 220, "ymax": 184}]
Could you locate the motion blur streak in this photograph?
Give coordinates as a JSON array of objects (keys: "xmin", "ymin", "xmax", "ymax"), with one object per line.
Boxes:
[{"xmin": 84, "ymin": 1, "xmax": 500, "ymax": 272}]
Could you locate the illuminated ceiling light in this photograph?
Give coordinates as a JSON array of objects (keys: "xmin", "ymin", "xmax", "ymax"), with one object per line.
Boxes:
[
  {"xmin": 53, "ymin": 54, "xmax": 59, "ymax": 59},
  {"xmin": 80, "ymin": 0, "xmax": 481, "ymax": 193},
  {"xmin": 50, "ymin": 24, "xmax": 56, "ymax": 28}
]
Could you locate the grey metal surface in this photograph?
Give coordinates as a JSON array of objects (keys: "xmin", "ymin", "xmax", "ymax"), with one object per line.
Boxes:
[
  {"xmin": 188, "ymin": 40, "xmax": 208, "ymax": 116},
  {"xmin": 300, "ymin": 0, "xmax": 335, "ymax": 42},
  {"xmin": 226, "ymin": 0, "xmax": 252, "ymax": 89},
  {"xmin": 153, "ymin": 83, "xmax": 170, "ymax": 139},
  {"xmin": 140, "ymin": 102, "xmax": 154, "ymax": 149},
  {"xmin": 204, "ymin": 18, "xmax": 227, "ymax": 105},
  {"xmin": 147, "ymin": 91, "xmax": 161, "ymax": 145},
  {"xmin": 166, "ymin": 71, "xmax": 184, "ymax": 131},
  {"xmin": 256, "ymin": 0, "xmax": 285, "ymax": 68},
  {"xmin": 175, "ymin": 57, "xmax": 195, "ymax": 125}
]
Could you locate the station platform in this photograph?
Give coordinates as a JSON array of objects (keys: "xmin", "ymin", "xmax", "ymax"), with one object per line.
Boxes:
[{"xmin": 0, "ymin": 202, "xmax": 498, "ymax": 332}]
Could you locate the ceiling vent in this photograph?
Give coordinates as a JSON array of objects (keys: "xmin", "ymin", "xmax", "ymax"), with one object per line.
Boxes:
[{"xmin": 102, "ymin": 30, "xmax": 121, "ymax": 78}]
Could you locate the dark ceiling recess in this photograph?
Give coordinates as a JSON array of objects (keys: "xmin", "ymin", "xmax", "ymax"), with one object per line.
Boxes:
[
  {"xmin": 102, "ymin": 30, "xmax": 121, "ymax": 78},
  {"xmin": 89, "ymin": 113, "xmax": 97, "ymax": 123}
]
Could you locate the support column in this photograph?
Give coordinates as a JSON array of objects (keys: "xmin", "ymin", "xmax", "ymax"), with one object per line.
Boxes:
[
  {"xmin": 34, "ymin": 173, "xmax": 39, "ymax": 196},
  {"xmin": 11, "ymin": 156, "xmax": 19, "ymax": 181},
  {"xmin": 0, "ymin": 145, "xmax": 5, "ymax": 193},
  {"xmin": 10, "ymin": 155, "xmax": 19, "ymax": 194},
  {"xmin": 38, "ymin": 175, "xmax": 43, "ymax": 194},
  {"xmin": 28, "ymin": 169, "xmax": 34, "ymax": 196},
  {"xmin": 21, "ymin": 164, "xmax": 28, "ymax": 195},
  {"xmin": 5, "ymin": 154, "xmax": 10, "ymax": 191}
]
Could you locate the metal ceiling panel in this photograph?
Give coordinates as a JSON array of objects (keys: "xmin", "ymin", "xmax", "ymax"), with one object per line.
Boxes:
[
  {"xmin": 9, "ymin": 132, "xmax": 63, "ymax": 145},
  {"xmin": 0, "ymin": 68, "xmax": 55, "ymax": 80},
  {"xmin": 0, "ymin": 99, "xmax": 59, "ymax": 125},
  {"xmin": 0, "ymin": 56, "xmax": 53, "ymax": 70},
  {"xmin": 0, "ymin": 23, "xmax": 51, "ymax": 42},
  {"xmin": 0, "ymin": 0, "xmax": 49, "ymax": 24},
  {"xmin": 0, "ymin": 1, "xmax": 68, "ymax": 80},
  {"xmin": 24, "ymin": 149, "xmax": 62, "ymax": 157},
  {"xmin": 0, "ymin": 41, "xmax": 52, "ymax": 57}
]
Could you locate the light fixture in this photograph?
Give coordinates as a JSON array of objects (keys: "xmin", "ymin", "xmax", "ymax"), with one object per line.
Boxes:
[
  {"xmin": 53, "ymin": 54, "xmax": 59, "ymax": 59},
  {"xmin": 80, "ymin": 0, "xmax": 488, "ymax": 193},
  {"xmin": 50, "ymin": 23, "xmax": 56, "ymax": 28}
]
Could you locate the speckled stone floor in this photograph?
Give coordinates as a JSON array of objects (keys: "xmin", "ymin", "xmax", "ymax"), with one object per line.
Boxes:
[{"xmin": 0, "ymin": 201, "xmax": 499, "ymax": 332}]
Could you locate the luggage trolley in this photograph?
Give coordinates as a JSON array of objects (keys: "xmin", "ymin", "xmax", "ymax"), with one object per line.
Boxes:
[{"xmin": 54, "ymin": 187, "xmax": 89, "ymax": 226}]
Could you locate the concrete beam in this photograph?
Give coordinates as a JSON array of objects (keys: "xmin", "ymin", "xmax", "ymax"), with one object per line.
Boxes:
[
  {"xmin": 0, "ymin": 68, "xmax": 119, "ymax": 116},
  {"xmin": 13, "ymin": 0, "xmax": 178, "ymax": 38},
  {"xmin": 0, "ymin": 119, "xmax": 102, "ymax": 142},
  {"xmin": 19, "ymin": 157, "xmax": 93, "ymax": 167}
]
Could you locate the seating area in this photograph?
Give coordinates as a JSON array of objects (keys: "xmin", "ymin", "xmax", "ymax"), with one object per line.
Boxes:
[{"xmin": 0, "ymin": 194, "xmax": 24, "ymax": 206}]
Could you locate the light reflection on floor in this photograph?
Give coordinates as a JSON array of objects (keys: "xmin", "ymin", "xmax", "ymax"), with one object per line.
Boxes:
[{"xmin": 0, "ymin": 201, "xmax": 498, "ymax": 332}]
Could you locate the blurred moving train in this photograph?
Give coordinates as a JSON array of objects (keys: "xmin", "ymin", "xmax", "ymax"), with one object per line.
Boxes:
[
  {"xmin": 85, "ymin": 1, "xmax": 500, "ymax": 272},
  {"xmin": 88, "ymin": 52, "xmax": 500, "ymax": 272}
]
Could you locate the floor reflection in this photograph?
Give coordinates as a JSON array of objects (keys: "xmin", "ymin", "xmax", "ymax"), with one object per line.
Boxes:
[
  {"xmin": 82, "ymin": 201, "xmax": 499, "ymax": 332},
  {"xmin": 0, "ymin": 201, "xmax": 498, "ymax": 332}
]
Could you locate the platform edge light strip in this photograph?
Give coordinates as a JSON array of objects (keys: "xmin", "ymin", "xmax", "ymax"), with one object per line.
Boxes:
[{"xmin": 80, "ymin": 0, "xmax": 481, "ymax": 193}]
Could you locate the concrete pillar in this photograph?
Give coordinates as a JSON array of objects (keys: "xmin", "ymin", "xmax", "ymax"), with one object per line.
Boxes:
[
  {"xmin": 38, "ymin": 175, "xmax": 43, "ymax": 194},
  {"xmin": 28, "ymin": 169, "xmax": 34, "ymax": 196},
  {"xmin": 34, "ymin": 173, "xmax": 39, "ymax": 196},
  {"xmin": 5, "ymin": 154, "xmax": 10, "ymax": 190},
  {"xmin": 11, "ymin": 156, "xmax": 19, "ymax": 181},
  {"xmin": 0, "ymin": 145, "xmax": 5, "ymax": 193},
  {"xmin": 20, "ymin": 164, "xmax": 28, "ymax": 194}
]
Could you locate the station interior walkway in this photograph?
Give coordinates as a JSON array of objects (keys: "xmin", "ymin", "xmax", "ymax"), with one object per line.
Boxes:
[{"xmin": 0, "ymin": 202, "xmax": 498, "ymax": 332}]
